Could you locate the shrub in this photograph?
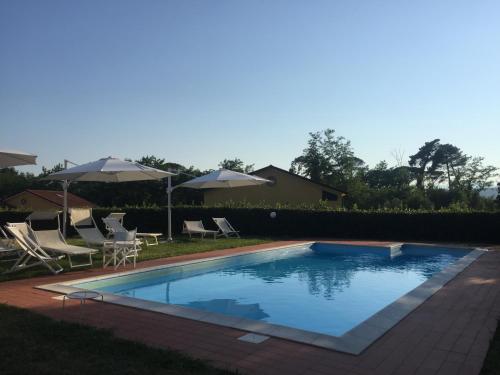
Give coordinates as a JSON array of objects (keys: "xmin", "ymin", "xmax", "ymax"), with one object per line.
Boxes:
[{"xmin": 1, "ymin": 207, "xmax": 498, "ymax": 243}]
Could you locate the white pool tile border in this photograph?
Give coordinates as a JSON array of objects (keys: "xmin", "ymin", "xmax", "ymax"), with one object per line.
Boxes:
[{"xmin": 37, "ymin": 242, "xmax": 486, "ymax": 355}]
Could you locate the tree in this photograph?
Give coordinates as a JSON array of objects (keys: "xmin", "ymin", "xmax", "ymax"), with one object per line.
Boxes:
[
  {"xmin": 432, "ymin": 144, "xmax": 468, "ymax": 189},
  {"xmin": 290, "ymin": 131, "xmax": 325, "ymax": 182},
  {"xmin": 456, "ymin": 157, "xmax": 497, "ymax": 193},
  {"xmin": 496, "ymin": 183, "xmax": 500, "ymax": 208},
  {"xmin": 291, "ymin": 129, "xmax": 365, "ymax": 189},
  {"xmin": 365, "ymin": 161, "xmax": 412, "ymax": 190},
  {"xmin": 218, "ymin": 158, "xmax": 254, "ymax": 173},
  {"xmin": 0, "ymin": 168, "xmax": 36, "ymax": 202},
  {"xmin": 408, "ymin": 139, "xmax": 441, "ymax": 189}
]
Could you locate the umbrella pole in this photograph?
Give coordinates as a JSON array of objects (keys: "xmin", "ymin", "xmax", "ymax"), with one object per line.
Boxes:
[
  {"xmin": 167, "ymin": 176, "xmax": 173, "ymax": 242},
  {"xmin": 62, "ymin": 180, "xmax": 69, "ymax": 238}
]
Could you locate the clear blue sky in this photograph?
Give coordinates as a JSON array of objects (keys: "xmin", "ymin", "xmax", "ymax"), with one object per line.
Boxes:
[{"xmin": 1, "ymin": 0, "xmax": 499, "ymax": 174}]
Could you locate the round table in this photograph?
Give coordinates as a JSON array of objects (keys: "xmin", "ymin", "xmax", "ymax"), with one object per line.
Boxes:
[{"xmin": 62, "ymin": 290, "xmax": 103, "ymax": 310}]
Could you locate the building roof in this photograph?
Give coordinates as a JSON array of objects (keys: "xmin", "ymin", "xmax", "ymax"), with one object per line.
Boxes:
[
  {"xmin": 251, "ymin": 165, "xmax": 348, "ymax": 195},
  {"xmin": 5, "ymin": 189, "xmax": 95, "ymax": 208}
]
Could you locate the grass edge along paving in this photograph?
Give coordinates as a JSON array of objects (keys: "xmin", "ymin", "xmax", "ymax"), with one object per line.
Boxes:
[
  {"xmin": 0, "ymin": 236, "xmax": 271, "ymax": 282},
  {"xmin": 0, "ymin": 303, "xmax": 236, "ymax": 375}
]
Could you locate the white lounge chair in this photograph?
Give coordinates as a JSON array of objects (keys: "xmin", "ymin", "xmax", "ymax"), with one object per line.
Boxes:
[
  {"xmin": 0, "ymin": 227, "xmax": 20, "ymax": 261},
  {"xmin": 102, "ymin": 217, "xmax": 161, "ymax": 246},
  {"xmin": 213, "ymin": 218, "xmax": 240, "ymax": 238},
  {"xmin": 105, "ymin": 212, "xmax": 126, "ymax": 224},
  {"xmin": 26, "ymin": 211, "xmax": 97, "ymax": 268},
  {"xmin": 182, "ymin": 221, "xmax": 217, "ymax": 240},
  {"xmin": 103, "ymin": 213, "xmax": 126, "ymax": 238},
  {"xmin": 70, "ymin": 208, "xmax": 114, "ymax": 249},
  {"xmin": 4, "ymin": 224, "xmax": 63, "ymax": 274},
  {"xmin": 32, "ymin": 229, "xmax": 97, "ymax": 268}
]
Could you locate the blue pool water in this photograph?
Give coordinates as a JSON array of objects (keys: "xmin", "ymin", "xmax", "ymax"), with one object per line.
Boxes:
[{"xmin": 75, "ymin": 243, "xmax": 471, "ymax": 336}]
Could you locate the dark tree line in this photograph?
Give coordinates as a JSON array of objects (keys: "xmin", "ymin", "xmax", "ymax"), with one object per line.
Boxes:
[
  {"xmin": 290, "ymin": 130, "xmax": 498, "ymax": 210},
  {"xmin": 0, "ymin": 156, "xmax": 257, "ymax": 208},
  {"xmin": 0, "ymin": 131, "xmax": 498, "ymax": 210}
]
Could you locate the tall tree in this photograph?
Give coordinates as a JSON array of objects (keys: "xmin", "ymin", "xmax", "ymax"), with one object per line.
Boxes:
[
  {"xmin": 408, "ymin": 139, "xmax": 441, "ymax": 189},
  {"xmin": 432, "ymin": 144, "xmax": 468, "ymax": 189},
  {"xmin": 290, "ymin": 131, "xmax": 325, "ymax": 182},
  {"xmin": 291, "ymin": 129, "xmax": 365, "ymax": 189}
]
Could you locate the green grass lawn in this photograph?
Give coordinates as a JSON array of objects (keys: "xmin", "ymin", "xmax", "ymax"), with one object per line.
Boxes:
[
  {"xmin": 0, "ymin": 235, "xmax": 271, "ymax": 282},
  {"xmin": 0, "ymin": 303, "xmax": 235, "ymax": 375}
]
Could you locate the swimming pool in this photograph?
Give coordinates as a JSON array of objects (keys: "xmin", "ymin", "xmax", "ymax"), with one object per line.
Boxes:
[{"xmin": 39, "ymin": 242, "xmax": 485, "ymax": 354}]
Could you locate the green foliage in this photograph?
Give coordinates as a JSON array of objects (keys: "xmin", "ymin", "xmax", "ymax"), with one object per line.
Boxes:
[
  {"xmin": 290, "ymin": 129, "xmax": 365, "ymax": 189},
  {"xmin": 0, "ymin": 136, "xmax": 497, "ymax": 212},
  {"xmin": 408, "ymin": 138, "xmax": 441, "ymax": 189},
  {"xmin": 288, "ymin": 132, "xmax": 498, "ymax": 211},
  {"xmin": 2, "ymin": 207, "xmax": 497, "ymax": 244},
  {"xmin": 218, "ymin": 158, "xmax": 254, "ymax": 173}
]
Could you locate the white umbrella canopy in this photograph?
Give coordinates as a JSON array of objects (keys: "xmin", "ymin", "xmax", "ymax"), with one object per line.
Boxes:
[
  {"xmin": 44, "ymin": 156, "xmax": 175, "ymax": 237},
  {"xmin": 165, "ymin": 169, "xmax": 270, "ymax": 241},
  {"xmin": 0, "ymin": 149, "xmax": 37, "ymax": 168},
  {"xmin": 179, "ymin": 169, "xmax": 270, "ymax": 189},
  {"xmin": 45, "ymin": 157, "xmax": 174, "ymax": 182}
]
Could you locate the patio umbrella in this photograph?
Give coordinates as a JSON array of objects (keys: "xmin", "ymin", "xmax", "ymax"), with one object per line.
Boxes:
[
  {"xmin": 0, "ymin": 149, "xmax": 37, "ymax": 168},
  {"xmin": 166, "ymin": 169, "xmax": 270, "ymax": 240},
  {"xmin": 178, "ymin": 169, "xmax": 270, "ymax": 189},
  {"xmin": 44, "ymin": 157, "xmax": 175, "ymax": 237}
]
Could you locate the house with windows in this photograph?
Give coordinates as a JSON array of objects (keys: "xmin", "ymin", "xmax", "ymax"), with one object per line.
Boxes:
[
  {"xmin": 203, "ymin": 165, "xmax": 346, "ymax": 208},
  {"xmin": 4, "ymin": 189, "xmax": 95, "ymax": 211}
]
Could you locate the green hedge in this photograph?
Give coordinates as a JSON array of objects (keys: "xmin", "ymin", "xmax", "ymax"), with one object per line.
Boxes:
[{"xmin": 1, "ymin": 207, "xmax": 499, "ymax": 243}]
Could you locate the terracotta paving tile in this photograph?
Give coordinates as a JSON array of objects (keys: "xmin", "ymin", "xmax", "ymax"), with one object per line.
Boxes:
[
  {"xmin": 0, "ymin": 240, "xmax": 499, "ymax": 375},
  {"xmin": 417, "ymin": 349, "xmax": 449, "ymax": 373},
  {"xmin": 437, "ymin": 360, "xmax": 463, "ymax": 375},
  {"xmin": 452, "ymin": 335, "xmax": 477, "ymax": 354}
]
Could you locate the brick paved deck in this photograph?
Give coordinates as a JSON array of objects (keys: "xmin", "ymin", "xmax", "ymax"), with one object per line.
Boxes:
[{"xmin": 0, "ymin": 240, "xmax": 499, "ymax": 375}]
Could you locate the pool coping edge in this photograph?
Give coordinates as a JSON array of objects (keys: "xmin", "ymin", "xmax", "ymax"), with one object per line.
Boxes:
[{"xmin": 36, "ymin": 242, "xmax": 487, "ymax": 355}]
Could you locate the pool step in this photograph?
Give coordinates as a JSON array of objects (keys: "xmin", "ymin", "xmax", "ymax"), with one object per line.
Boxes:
[{"xmin": 389, "ymin": 243, "xmax": 404, "ymax": 258}]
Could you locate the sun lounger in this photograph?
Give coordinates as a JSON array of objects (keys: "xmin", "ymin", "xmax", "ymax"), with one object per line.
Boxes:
[
  {"xmin": 70, "ymin": 208, "xmax": 114, "ymax": 249},
  {"xmin": 102, "ymin": 217, "xmax": 161, "ymax": 246},
  {"xmin": 0, "ymin": 227, "xmax": 20, "ymax": 261},
  {"xmin": 213, "ymin": 217, "xmax": 240, "ymax": 238},
  {"xmin": 4, "ymin": 223, "xmax": 63, "ymax": 274},
  {"xmin": 31, "ymin": 229, "xmax": 97, "ymax": 268},
  {"xmin": 26, "ymin": 211, "xmax": 97, "ymax": 269},
  {"xmin": 182, "ymin": 221, "xmax": 217, "ymax": 240}
]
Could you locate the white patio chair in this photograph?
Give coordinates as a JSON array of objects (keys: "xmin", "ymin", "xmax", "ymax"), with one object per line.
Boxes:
[
  {"xmin": 4, "ymin": 224, "xmax": 63, "ymax": 274},
  {"xmin": 102, "ymin": 217, "xmax": 160, "ymax": 246},
  {"xmin": 182, "ymin": 221, "xmax": 217, "ymax": 240},
  {"xmin": 103, "ymin": 229, "xmax": 141, "ymax": 269},
  {"xmin": 213, "ymin": 218, "xmax": 240, "ymax": 238}
]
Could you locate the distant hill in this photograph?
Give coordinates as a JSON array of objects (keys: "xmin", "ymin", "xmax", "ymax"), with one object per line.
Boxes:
[{"xmin": 480, "ymin": 187, "xmax": 498, "ymax": 199}]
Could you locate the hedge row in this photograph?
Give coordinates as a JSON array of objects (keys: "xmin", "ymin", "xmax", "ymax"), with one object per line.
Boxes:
[{"xmin": 1, "ymin": 207, "xmax": 499, "ymax": 243}]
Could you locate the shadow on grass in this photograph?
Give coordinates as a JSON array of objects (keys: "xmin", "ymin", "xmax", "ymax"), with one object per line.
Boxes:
[
  {"xmin": 0, "ymin": 304, "xmax": 235, "ymax": 375},
  {"xmin": 481, "ymin": 319, "xmax": 500, "ymax": 375}
]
